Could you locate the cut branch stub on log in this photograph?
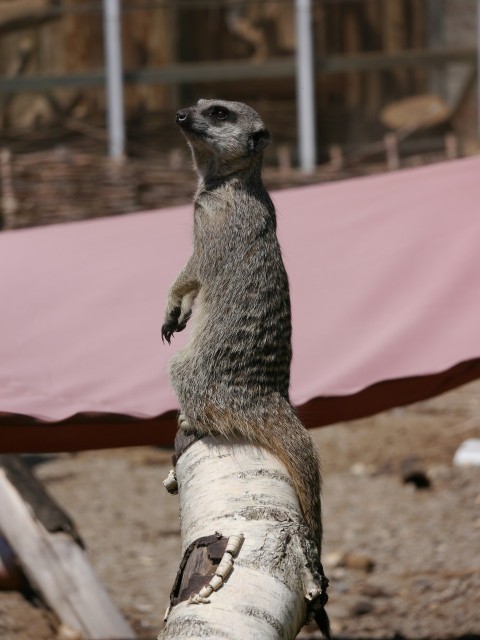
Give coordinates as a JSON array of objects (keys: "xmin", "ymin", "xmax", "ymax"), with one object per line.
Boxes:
[{"xmin": 160, "ymin": 436, "xmax": 328, "ymax": 640}]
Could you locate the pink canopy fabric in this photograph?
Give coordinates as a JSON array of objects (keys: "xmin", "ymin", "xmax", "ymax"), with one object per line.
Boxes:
[{"xmin": 1, "ymin": 156, "xmax": 480, "ymax": 452}]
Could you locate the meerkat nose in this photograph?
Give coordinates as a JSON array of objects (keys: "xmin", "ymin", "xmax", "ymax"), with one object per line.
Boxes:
[{"xmin": 176, "ymin": 110, "xmax": 189, "ymax": 125}]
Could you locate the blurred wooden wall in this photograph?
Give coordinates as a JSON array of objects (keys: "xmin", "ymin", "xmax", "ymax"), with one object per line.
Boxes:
[
  {"xmin": 315, "ymin": 0, "xmax": 428, "ymax": 141},
  {"xmin": 0, "ymin": 0, "xmax": 176, "ymax": 130},
  {"xmin": 1, "ymin": 0, "xmax": 429, "ymax": 143},
  {"xmin": 176, "ymin": 0, "xmax": 428, "ymax": 143}
]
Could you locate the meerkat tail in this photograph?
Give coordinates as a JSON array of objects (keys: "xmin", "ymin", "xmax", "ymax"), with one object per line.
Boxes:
[
  {"xmin": 260, "ymin": 400, "xmax": 323, "ymax": 552},
  {"xmin": 200, "ymin": 396, "xmax": 322, "ymax": 551}
]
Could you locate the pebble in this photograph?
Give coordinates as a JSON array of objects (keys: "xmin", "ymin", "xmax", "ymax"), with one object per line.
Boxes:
[
  {"xmin": 342, "ymin": 552, "xmax": 376, "ymax": 573},
  {"xmin": 324, "ymin": 550, "xmax": 375, "ymax": 572},
  {"xmin": 56, "ymin": 625, "xmax": 83, "ymax": 640},
  {"xmin": 359, "ymin": 582, "xmax": 390, "ymax": 598},
  {"xmin": 453, "ymin": 438, "xmax": 480, "ymax": 466},
  {"xmin": 350, "ymin": 598, "xmax": 375, "ymax": 616},
  {"xmin": 324, "ymin": 550, "xmax": 344, "ymax": 568},
  {"xmin": 350, "ymin": 462, "xmax": 375, "ymax": 477}
]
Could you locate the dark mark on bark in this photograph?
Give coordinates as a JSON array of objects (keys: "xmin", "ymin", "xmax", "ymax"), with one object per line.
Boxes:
[
  {"xmin": 241, "ymin": 605, "xmax": 284, "ymax": 635},
  {"xmin": 164, "ymin": 615, "xmax": 234, "ymax": 638},
  {"xmin": 235, "ymin": 468, "xmax": 294, "ymax": 487},
  {"xmin": 231, "ymin": 505, "xmax": 300, "ymax": 524}
]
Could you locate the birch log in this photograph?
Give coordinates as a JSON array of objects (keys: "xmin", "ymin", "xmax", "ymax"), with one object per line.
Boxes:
[{"xmin": 159, "ymin": 435, "xmax": 327, "ymax": 640}]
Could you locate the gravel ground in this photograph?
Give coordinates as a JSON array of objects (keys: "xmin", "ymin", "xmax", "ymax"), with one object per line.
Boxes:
[{"xmin": 0, "ymin": 380, "xmax": 479, "ymax": 640}]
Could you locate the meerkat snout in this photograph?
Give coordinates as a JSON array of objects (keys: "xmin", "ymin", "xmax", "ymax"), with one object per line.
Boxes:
[{"xmin": 175, "ymin": 110, "xmax": 189, "ymax": 124}]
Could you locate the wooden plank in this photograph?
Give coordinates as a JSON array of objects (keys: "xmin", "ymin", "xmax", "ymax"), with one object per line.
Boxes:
[
  {"xmin": 0, "ymin": 0, "xmax": 59, "ymax": 35},
  {"xmin": 0, "ymin": 462, "xmax": 136, "ymax": 639},
  {"xmin": 0, "ymin": 0, "xmax": 50, "ymax": 22}
]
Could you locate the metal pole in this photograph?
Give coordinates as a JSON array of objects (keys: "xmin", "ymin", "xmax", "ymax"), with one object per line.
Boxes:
[
  {"xmin": 103, "ymin": 0, "xmax": 125, "ymax": 159},
  {"xmin": 295, "ymin": 0, "xmax": 316, "ymax": 173}
]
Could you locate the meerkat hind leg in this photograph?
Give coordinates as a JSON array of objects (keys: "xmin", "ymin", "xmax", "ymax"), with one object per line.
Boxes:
[{"xmin": 178, "ymin": 412, "xmax": 195, "ymax": 434}]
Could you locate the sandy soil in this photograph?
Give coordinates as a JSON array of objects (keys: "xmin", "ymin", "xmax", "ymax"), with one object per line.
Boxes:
[{"xmin": 1, "ymin": 380, "xmax": 479, "ymax": 640}]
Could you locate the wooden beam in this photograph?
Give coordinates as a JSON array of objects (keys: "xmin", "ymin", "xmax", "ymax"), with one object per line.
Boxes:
[
  {"xmin": 0, "ymin": 456, "xmax": 136, "ymax": 639},
  {"xmin": 0, "ymin": 0, "xmax": 49, "ymax": 21},
  {"xmin": 0, "ymin": 0, "xmax": 60, "ymax": 36}
]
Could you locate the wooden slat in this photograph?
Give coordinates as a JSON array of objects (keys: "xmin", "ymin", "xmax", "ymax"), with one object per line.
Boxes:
[
  {"xmin": 383, "ymin": 0, "xmax": 408, "ymax": 93},
  {"xmin": 365, "ymin": 0, "xmax": 382, "ymax": 116},
  {"xmin": 0, "ymin": 0, "xmax": 50, "ymax": 22},
  {"xmin": 0, "ymin": 0, "xmax": 59, "ymax": 36},
  {"xmin": 427, "ymin": 0, "xmax": 446, "ymax": 96}
]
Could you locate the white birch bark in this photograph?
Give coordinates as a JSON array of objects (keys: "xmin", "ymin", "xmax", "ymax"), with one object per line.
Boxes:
[{"xmin": 159, "ymin": 436, "xmax": 324, "ymax": 640}]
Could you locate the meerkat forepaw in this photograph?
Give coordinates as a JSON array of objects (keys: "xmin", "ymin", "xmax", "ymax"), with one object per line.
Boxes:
[
  {"xmin": 162, "ymin": 306, "xmax": 181, "ymax": 344},
  {"xmin": 162, "ymin": 305, "xmax": 193, "ymax": 344}
]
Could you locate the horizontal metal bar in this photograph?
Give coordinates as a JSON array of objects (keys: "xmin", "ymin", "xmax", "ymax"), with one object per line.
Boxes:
[
  {"xmin": 0, "ymin": 59, "xmax": 295, "ymax": 93},
  {"xmin": 320, "ymin": 48, "xmax": 476, "ymax": 72},
  {"xmin": 0, "ymin": 49, "xmax": 476, "ymax": 94},
  {"xmin": 0, "ymin": 71, "xmax": 105, "ymax": 92}
]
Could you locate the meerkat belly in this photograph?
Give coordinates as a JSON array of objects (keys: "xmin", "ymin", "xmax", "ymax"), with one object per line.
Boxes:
[{"xmin": 170, "ymin": 266, "xmax": 292, "ymax": 406}]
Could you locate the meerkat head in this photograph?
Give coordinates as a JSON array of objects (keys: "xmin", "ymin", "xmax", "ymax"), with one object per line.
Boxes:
[{"xmin": 175, "ymin": 99, "xmax": 270, "ymax": 180}]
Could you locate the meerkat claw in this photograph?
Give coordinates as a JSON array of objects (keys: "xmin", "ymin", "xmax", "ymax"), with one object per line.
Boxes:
[
  {"xmin": 162, "ymin": 306, "xmax": 182, "ymax": 343},
  {"xmin": 161, "ymin": 324, "xmax": 174, "ymax": 344}
]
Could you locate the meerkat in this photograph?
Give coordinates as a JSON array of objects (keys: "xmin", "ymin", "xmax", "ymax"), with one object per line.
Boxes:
[{"xmin": 162, "ymin": 100, "xmax": 327, "ymax": 624}]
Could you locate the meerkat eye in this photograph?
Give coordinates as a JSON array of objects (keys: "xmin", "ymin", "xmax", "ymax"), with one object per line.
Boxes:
[{"xmin": 212, "ymin": 107, "xmax": 229, "ymax": 120}]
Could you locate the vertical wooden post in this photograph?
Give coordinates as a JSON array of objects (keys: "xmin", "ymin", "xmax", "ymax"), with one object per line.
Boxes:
[
  {"xmin": 410, "ymin": 0, "xmax": 428, "ymax": 94},
  {"xmin": 384, "ymin": 0, "xmax": 408, "ymax": 94},
  {"xmin": 427, "ymin": 0, "xmax": 445, "ymax": 97},
  {"xmin": 0, "ymin": 148, "xmax": 18, "ymax": 230},
  {"xmin": 384, "ymin": 132, "xmax": 400, "ymax": 170},
  {"xmin": 344, "ymin": 7, "xmax": 362, "ymax": 110},
  {"xmin": 365, "ymin": 0, "xmax": 382, "ymax": 117}
]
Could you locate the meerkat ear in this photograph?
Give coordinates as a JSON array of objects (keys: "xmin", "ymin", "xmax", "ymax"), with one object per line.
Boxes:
[{"xmin": 248, "ymin": 128, "xmax": 270, "ymax": 153}]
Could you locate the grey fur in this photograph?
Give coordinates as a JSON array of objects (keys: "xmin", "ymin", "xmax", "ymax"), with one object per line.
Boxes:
[{"xmin": 162, "ymin": 99, "xmax": 323, "ymax": 552}]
